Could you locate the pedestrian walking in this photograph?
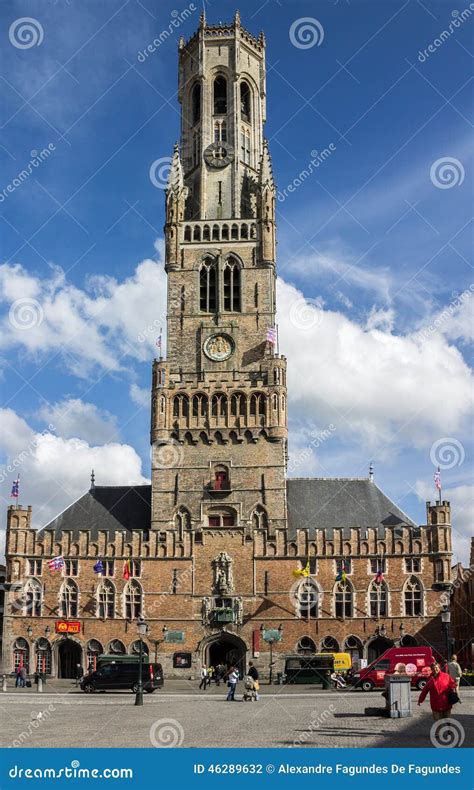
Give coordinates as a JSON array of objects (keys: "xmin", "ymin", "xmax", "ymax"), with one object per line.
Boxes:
[
  {"xmin": 19, "ymin": 665, "xmax": 27, "ymax": 688},
  {"xmin": 226, "ymin": 666, "xmax": 239, "ymax": 701},
  {"xmin": 15, "ymin": 666, "xmax": 22, "ymax": 688},
  {"xmin": 418, "ymin": 661, "xmax": 457, "ymax": 720},
  {"xmin": 447, "ymin": 654, "xmax": 463, "ymax": 696},
  {"xmin": 247, "ymin": 661, "xmax": 260, "ymax": 700},
  {"xmin": 207, "ymin": 665, "xmax": 214, "ymax": 688},
  {"xmin": 199, "ymin": 665, "xmax": 208, "ymax": 690}
]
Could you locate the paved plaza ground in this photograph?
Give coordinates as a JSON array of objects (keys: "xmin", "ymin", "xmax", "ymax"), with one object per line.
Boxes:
[{"xmin": 1, "ymin": 681, "xmax": 472, "ymax": 749}]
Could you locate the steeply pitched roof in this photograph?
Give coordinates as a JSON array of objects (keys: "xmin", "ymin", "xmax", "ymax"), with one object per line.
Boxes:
[
  {"xmin": 38, "ymin": 479, "xmax": 417, "ymax": 540},
  {"xmin": 39, "ymin": 486, "xmax": 151, "ymax": 540},
  {"xmin": 286, "ymin": 478, "xmax": 417, "ymax": 537}
]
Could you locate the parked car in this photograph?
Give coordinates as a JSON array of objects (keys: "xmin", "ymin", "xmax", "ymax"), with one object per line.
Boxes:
[
  {"xmin": 80, "ymin": 660, "xmax": 163, "ymax": 693},
  {"xmin": 351, "ymin": 646, "xmax": 434, "ymax": 691}
]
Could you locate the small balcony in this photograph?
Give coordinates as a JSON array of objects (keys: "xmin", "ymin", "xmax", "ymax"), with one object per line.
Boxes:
[
  {"xmin": 206, "ymin": 472, "xmax": 231, "ymax": 497},
  {"xmin": 210, "ymin": 607, "xmax": 235, "ymax": 624}
]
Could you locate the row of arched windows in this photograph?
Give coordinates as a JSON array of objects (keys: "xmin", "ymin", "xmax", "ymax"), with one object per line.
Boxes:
[
  {"xmin": 191, "ymin": 78, "xmax": 252, "ymax": 125},
  {"xmin": 172, "ymin": 391, "xmax": 281, "ymax": 427},
  {"xmin": 20, "ymin": 578, "xmax": 145, "ymax": 622},
  {"xmin": 183, "ymin": 223, "xmax": 257, "ymax": 242},
  {"xmin": 12, "ymin": 637, "xmax": 150, "ymax": 675},
  {"xmin": 295, "ymin": 576, "xmax": 424, "ymax": 619}
]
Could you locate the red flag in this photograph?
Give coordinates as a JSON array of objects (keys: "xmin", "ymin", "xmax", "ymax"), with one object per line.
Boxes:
[{"xmin": 122, "ymin": 559, "xmax": 131, "ymax": 580}]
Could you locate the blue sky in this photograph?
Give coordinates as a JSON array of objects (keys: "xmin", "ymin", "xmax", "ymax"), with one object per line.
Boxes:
[{"xmin": 0, "ymin": 0, "xmax": 472, "ymax": 562}]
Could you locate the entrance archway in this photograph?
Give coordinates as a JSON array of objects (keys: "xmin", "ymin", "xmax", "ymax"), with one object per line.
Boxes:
[
  {"xmin": 367, "ymin": 636, "xmax": 393, "ymax": 664},
  {"xmin": 204, "ymin": 633, "xmax": 247, "ymax": 675},
  {"xmin": 57, "ymin": 639, "xmax": 82, "ymax": 679}
]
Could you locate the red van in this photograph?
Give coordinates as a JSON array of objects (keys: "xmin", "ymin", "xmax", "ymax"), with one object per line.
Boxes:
[{"xmin": 352, "ymin": 646, "xmax": 434, "ymax": 691}]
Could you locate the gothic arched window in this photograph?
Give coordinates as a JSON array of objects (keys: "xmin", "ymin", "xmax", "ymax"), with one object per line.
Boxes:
[
  {"xmin": 240, "ymin": 81, "xmax": 251, "ymax": 122},
  {"xmin": 230, "ymin": 392, "xmax": 246, "ymax": 417},
  {"xmin": 297, "ymin": 579, "xmax": 319, "ymax": 619},
  {"xmin": 35, "ymin": 638, "xmax": 52, "ymax": 674},
  {"xmin": 200, "ymin": 259, "xmax": 217, "ymax": 312},
  {"xmin": 60, "ymin": 579, "xmax": 78, "ymax": 618},
  {"xmin": 192, "ymin": 393, "xmax": 208, "ymax": 417},
  {"xmin": 86, "ymin": 639, "xmax": 103, "ymax": 671},
  {"xmin": 213, "ymin": 76, "xmax": 227, "ymax": 115},
  {"xmin": 223, "ymin": 257, "xmax": 241, "ymax": 312},
  {"xmin": 13, "ymin": 637, "xmax": 29, "ymax": 673},
  {"xmin": 335, "ymin": 581, "xmax": 353, "ymax": 618},
  {"xmin": 369, "ymin": 580, "xmax": 388, "ymax": 618},
  {"xmin": 109, "ymin": 639, "xmax": 126, "ymax": 655},
  {"xmin": 25, "ymin": 579, "xmax": 42, "ymax": 617},
  {"xmin": 191, "ymin": 82, "xmax": 201, "ymax": 125},
  {"xmin": 124, "ymin": 579, "xmax": 142, "ymax": 620},
  {"xmin": 251, "ymin": 506, "xmax": 268, "ymax": 529},
  {"xmin": 296, "ymin": 636, "xmax": 316, "ymax": 654},
  {"xmin": 404, "ymin": 576, "xmax": 423, "ymax": 616},
  {"xmin": 97, "ymin": 580, "xmax": 115, "ymax": 619}
]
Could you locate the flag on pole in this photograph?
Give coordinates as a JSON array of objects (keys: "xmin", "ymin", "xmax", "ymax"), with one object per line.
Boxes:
[
  {"xmin": 336, "ymin": 559, "xmax": 347, "ymax": 582},
  {"xmin": 434, "ymin": 466, "xmax": 441, "ymax": 491},
  {"xmin": 122, "ymin": 559, "xmax": 131, "ymax": 580},
  {"xmin": 292, "ymin": 561, "xmax": 310, "ymax": 579},
  {"xmin": 266, "ymin": 326, "xmax": 277, "ymax": 345},
  {"xmin": 47, "ymin": 556, "xmax": 65, "ymax": 571},
  {"xmin": 156, "ymin": 328, "xmax": 163, "ymax": 351},
  {"xmin": 93, "ymin": 559, "xmax": 104, "ymax": 575},
  {"xmin": 10, "ymin": 476, "xmax": 20, "ymax": 498}
]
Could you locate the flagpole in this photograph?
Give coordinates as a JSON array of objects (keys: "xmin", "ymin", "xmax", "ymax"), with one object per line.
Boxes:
[{"xmin": 276, "ymin": 323, "xmax": 280, "ymax": 356}]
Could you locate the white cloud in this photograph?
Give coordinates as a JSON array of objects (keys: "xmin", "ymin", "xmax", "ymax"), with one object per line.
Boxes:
[
  {"xmin": 284, "ymin": 250, "xmax": 393, "ymax": 302},
  {"xmin": 130, "ymin": 384, "xmax": 150, "ymax": 408},
  {"xmin": 39, "ymin": 399, "xmax": 119, "ymax": 444},
  {"xmin": 0, "ymin": 408, "xmax": 149, "ymax": 541},
  {"xmin": 0, "ymin": 255, "xmax": 167, "ymax": 378},
  {"xmin": 414, "ymin": 479, "xmax": 473, "ymax": 564},
  {"xmin": 365, "ymin": 306, "xmax": 395, "ymax": 332},
  {"xmin": 278, "ymin": 277, "xmax": 473, "ymax": 449}
]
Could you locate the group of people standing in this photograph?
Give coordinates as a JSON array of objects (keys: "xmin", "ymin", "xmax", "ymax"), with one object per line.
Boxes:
[{"xmin": 198, "ymin": 661, "xmax": 260, "ymax": 701}]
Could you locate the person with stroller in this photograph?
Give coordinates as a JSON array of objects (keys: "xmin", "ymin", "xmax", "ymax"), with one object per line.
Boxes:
[{"xmin": 244, "ymin": 662, "xmax": 260, "ymax": 701}]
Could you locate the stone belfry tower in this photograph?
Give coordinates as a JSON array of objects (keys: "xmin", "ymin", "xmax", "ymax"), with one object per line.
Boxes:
[{"xmin": 150, "ymin": 11, "xmax": 287, "ymax": 543}]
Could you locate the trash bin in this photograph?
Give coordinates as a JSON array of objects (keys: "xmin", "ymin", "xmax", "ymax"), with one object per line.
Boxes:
[{"xmin": 384, "ymin": 674, "xmax": 412, "ymax": 718}]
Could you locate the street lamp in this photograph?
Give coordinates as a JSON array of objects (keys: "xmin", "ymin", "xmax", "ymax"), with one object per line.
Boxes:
[
  {"xmin": 399, "ymin": 623, "xmax": 405, "ymax": 644},
  {"xmin": 26, "ymin": 626, "xmax": 33, "ymax": 639},
  {"xmin": 45, "ymin": 626, "xmax": 51, "ymax": 638},
  {"xmin": 260, "ymin": 624, "xmax": 283, "ymax": 685},
  {"xmin": 134, "ymin": 615, "xmax": 148, "ymax": 707},
  {"xmin": 441, "ymin": 606, "xmax": 451, "ymax": 662}
]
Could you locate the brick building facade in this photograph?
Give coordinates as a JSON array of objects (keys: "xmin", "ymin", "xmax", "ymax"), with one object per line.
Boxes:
[{"xmin": 2, "ymin": 12, "xmax": 454, "ymax": 680}]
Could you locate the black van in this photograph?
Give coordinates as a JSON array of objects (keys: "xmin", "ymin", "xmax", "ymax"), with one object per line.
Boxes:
[
  {"xmin": 80, "ymin": 661, "xmax": 164, "ymax": 693},
  {"xmin": 283, "ymin": 654, "xmax": 334, "ymax": 684}
]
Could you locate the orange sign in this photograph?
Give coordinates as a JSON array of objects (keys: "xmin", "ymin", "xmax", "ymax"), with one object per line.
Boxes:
[{"xmin": 55, "ymin": 621, "xmax": 81, "ymax": 634}]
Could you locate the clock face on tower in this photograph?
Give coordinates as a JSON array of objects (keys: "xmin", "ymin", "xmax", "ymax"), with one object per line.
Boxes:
[
  {"xmin": 203, "ymin": 142, "xmax": 234, "ymax": 169},
  {"xmin": 203, "ymin": 334, "xmax": 234, "ymax": 361}
]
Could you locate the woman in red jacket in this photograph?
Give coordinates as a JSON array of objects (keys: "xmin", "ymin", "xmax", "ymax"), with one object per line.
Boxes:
[{"xmin": 418, "ymin": 661, "xmax": 456, "ymax": 720}]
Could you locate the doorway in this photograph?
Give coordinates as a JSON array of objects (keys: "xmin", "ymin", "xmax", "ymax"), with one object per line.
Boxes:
[
  {"xmin": 58, "ymin": 639, "xmax": 83, "ymax": 678},
  {"xmin": 205, "ymin": 634, "xmax": 246, "ymax": 675},
  {"xmin": 367, "ymin": 637, "xmax": 393, "ymax": 664}
]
